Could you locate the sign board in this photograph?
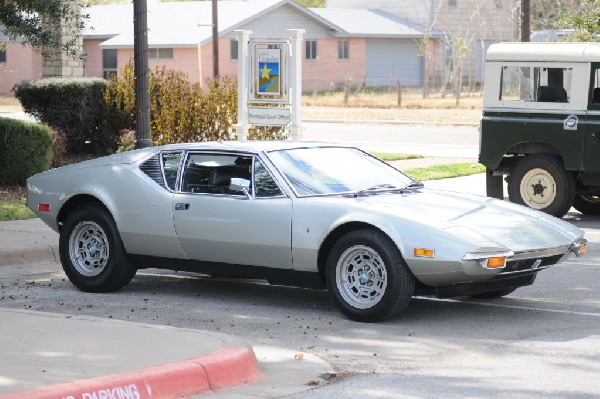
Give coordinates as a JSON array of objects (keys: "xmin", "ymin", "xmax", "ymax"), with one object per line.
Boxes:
[
  {"xmin": 248, "ymin": 106, "xmax": 291, "ymax": 126},
  {"xmin": 249, "ymin": 42, "xmax": 289, "ymax": 103},
  {"xmin": 257, "ymin": 48, "xmax": 282, "ymax": 96},
  {"xmin": 234, "ymin": 30, "xmax": 304, "ymax": 140}
]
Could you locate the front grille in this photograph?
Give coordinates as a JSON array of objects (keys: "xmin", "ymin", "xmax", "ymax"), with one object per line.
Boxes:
[
  {"xmin": 501, "ymin": 254, "xmax": 563, "ymax": 274},
  {"xmin": 140, "ymin": 155, "xmax": 166, "ymax": 188}
]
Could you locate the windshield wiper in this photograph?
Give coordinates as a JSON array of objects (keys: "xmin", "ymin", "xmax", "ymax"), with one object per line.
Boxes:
[
  {"xmin": 351, "ymin": 181, "xmax": 424, "ymax": 198},
  {"xmin": 402, "ymin": 180, "xmax": 424, "ymax": 189},
  {"xmin": 352, "ymin": 183, "xmax": 400, "ymax": 197}
]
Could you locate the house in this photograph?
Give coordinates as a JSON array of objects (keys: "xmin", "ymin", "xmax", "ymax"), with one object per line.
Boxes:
[
  {"xmin": 0, "ymin": 31, "xmax": 43, "ymax": 94},
  {"xmin": 326, "ymin": 0, "xmax": 518, "ymax": 85},
  {"xmin": 1, "ymin": 0, "xmax": 443, "ymax": 94},
  {"xmin": 83, "ymin": 0, "xmax": 438, "ymax": 91}
]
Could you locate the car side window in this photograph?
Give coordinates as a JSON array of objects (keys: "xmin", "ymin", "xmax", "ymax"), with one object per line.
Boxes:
[
  {"xmin": 182, "ymin": 153, "xmax": 252, "ymax": 195},
  {"xmin": 254, "ymin": 158, "xmax": 283, "ymax": 198},
  {"xmin": 162, "ymin": 152, "xmax": 183, "ymax": 191}
]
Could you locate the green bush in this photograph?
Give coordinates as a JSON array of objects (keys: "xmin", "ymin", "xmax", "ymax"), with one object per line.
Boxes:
[
  {"xmin": 104, "ymin": 61, "xmax": 286, "ymax": 144},
  {"xmin": 13, "ymin": 78, "xmax": 120, "ymax": 153},
  {"xmin": 0, "ymin": 118, "xmax": 53, "ymax": 186}
]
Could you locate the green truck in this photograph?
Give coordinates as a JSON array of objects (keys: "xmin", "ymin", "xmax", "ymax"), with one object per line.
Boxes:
[{"xmin": 480, "ymin": 42, "xmax": 600, "ymax": 217}]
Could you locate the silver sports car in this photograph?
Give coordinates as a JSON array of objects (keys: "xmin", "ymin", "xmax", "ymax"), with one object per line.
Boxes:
[{"xmin": 26, "ymin": 141, "xmax": 586, "ymax": 322}]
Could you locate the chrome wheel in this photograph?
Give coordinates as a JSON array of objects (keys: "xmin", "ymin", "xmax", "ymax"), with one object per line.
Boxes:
[
  {"xmin": 519, "ymin": 167, "xmax": 557, "ymax": 210},
  {"xmin": 68, "ymin": 221, "xmax": 110, "ymax": 277},
  {"xmin": 335, "ymin": 245, "xmax": 388, "ymax": 310}
]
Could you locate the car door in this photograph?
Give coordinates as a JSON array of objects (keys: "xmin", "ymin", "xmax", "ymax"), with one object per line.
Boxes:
[
  {"xmin": 172, "ymin": 151, "xmax": 293, "ymax": 268},
  {"xmin": 584, "ymin": 62, "xmax": 600, "ymax": 172}
]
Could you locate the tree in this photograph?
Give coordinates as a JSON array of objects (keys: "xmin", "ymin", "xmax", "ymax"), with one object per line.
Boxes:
[
  {"xmin": 557, "ymin": 0, "xmax": 600, "ymax": 41},
  {"xmin": 531, "ymin": 0, "xmax": 594, "ymax": 31},
  {"xmin": 0, "ymin": 0, "xmax": 87, "ymax": 57}
]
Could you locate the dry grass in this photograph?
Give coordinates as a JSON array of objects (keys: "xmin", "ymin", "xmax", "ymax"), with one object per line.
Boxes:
[
  {"xmin": 302, "ymin": 89, "xmax": 482, "ymax": 124},
  {"xmin": 303, "ymin": 89, "xmax": 483, "ymax": 109}
]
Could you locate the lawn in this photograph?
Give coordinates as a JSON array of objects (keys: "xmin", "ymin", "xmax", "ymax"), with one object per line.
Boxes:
[{"xmin": 0, "ymin": 198, "xmax": 36, "ymax": 221}]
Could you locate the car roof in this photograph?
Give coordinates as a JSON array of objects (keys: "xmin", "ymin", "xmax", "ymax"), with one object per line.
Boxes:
[{"xmin": 155, "ymin": 140, "xmax": 352, "ymax": 154}]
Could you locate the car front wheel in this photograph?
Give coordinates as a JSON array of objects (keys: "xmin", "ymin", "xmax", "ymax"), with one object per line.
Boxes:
[
  {"xmin": 326, "ymin": 229, "xmax": 415, "ymax": 323},
  {"xmin": 507, "ymin": 154, "xmax": 575, "ymax": 217},
  {"xmin": 59, "ymin": 205, "xmax": 136, "ymax": 293}
]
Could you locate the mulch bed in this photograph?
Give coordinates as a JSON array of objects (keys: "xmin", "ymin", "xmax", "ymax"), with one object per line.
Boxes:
[{"xmin": 0, "ymin": 186, "xmax": 26, "ymax": 201}]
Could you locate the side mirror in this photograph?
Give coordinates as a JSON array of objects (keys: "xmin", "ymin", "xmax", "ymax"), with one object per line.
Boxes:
[{"xmin": 229, "ymin": 178, "xmax": 251, "ymax": 199}]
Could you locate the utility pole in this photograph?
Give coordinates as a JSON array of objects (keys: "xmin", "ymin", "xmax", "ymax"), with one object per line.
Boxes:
[
  {"xmin": 212, "ymin": 0, "xmax": 219, "ymax": 76},
  {"xmin": 521, "ymin": 0, "xmax": 530, "ymax": 42},
  {"xmin": 133, "ymin": 0, "xmax": 153, "ymax": 149}
]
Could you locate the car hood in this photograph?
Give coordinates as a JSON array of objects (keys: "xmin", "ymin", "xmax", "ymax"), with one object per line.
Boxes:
[{"xmin": 336, "ymin": 188, "xmax": 583, "ymax": 253}]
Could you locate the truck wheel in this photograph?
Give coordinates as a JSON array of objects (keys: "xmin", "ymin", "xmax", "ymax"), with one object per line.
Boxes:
[
  {"xmin": 508, "ymin": 154, "xmax": 575, "ymax": 218},
  {"xmin": 573, "ymin": 192, "xmax": 600, "ymax": 215}
]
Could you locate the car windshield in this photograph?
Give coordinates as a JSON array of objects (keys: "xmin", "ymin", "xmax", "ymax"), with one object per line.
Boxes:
[{"xmin": 267, "ymin": 147, "xmax": 414, "ymax": 196}]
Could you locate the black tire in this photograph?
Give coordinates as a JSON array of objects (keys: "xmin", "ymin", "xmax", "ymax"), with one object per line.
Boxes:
[
  {"xmin": 326, "ymin": 229, "xmax": 415, "ymax": 323},
  {"xmin": 59, "ymin": 205, "xmax": 136, "ymax": 293},
  {"xmin": 507, "ymin": 154, "xmax": 575, "ymax": 218},
  {"xmin": 573, "ymin": 192, "xmax": 600, "ymax": 215},
  {"xmin": 470, "ymin": 288, "xmax": 516, "ymax": 299}
]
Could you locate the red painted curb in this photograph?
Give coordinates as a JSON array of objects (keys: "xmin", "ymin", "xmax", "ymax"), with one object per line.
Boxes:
[{"xmin": 0, "ymin": 346, "xmax": 262, "ymax": 399}]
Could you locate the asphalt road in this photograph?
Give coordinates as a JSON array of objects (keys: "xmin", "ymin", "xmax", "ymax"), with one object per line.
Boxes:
[
  {"xmin": 302, "ymin": 122, "xmax": 479, "ymax": 157},
  {"xmin": 0, "ymin": 213, "xmax": 598, "ymax": 398}
]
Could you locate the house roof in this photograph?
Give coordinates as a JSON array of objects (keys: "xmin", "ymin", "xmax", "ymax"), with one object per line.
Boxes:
[
  {"xmin": 83, "ymin": 0, "xmax": 430, "ymax": 49},
  {"xmin": 309, "ymin": 8, "xmax": 435, "ymax": 38}
]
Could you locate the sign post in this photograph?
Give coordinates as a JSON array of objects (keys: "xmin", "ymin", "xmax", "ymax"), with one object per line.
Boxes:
[
  {"xmin": 234, "ymin": 29, "xmax": 304, "ymax": 141},
  {"xmin": 234, "ymin": 30, "xmax": 251, "ymax": 141},
  {"xmin": 287, "ymin": 29, "xmax": 304, "ymax": 140}
]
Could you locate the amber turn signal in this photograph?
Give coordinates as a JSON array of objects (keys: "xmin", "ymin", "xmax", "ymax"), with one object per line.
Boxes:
[
  {"xmin": 414, "ymin": 248, "xmax": 435, "ymax": 258},
  {"xmin": 486, "ymin": 256, "xmax": 507, "ymax": 268}
]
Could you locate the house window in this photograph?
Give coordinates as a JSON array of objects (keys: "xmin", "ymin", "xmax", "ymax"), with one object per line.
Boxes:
[
  {"xmin": 148, "ymin": 48, "xmax": 173, "ymax": 59},
  {"xmin": 448, "ymin": 0, "xmax": 457, "ymax": 6},
  {"xmin": 0, "ymin": 45, "xmax": 6, "ymax": 63},
  {"xmin": 231, "ymin": 39, "xmax": 238, "ymax": 60},
  {"xmin": 102, "ymin": 49, "xmax": 117, "ymax": 79},
  {"xmin": 338, "ymin": 40, "xmax": 348, "ymax": 59},
  {"xmin": 305, "ymin": 40, "xmax": 317, "ymax": 60}
]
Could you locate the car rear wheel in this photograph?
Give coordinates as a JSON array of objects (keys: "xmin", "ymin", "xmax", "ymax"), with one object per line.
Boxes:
[
  {"xmin": 572, "ymin": 192, "xmax": 600, "ymax": 215},
  {"xmin": 507, "ymin": 154, "xmax": 575, "ymax": 217},
  {"xmin": 59, "ymin": 205, "xmax": 136, "ymax": 293},
  {"xmin": 326, "ymin": 229, "xmax": 415, "ymax": 323}
]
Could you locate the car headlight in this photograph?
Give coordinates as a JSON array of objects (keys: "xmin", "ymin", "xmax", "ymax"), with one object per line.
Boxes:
[{"xmin": 462, "ymin": 250, "xmax": 514, "ymax": 269}]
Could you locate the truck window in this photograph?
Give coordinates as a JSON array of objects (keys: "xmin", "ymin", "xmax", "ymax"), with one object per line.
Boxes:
[
  {"xmin": 592, "ymin": 66, "xmax": 600, "ymax": 104},
  {"xmin": 500, "ymin": 66, "xmax": 572, "ymax": 103}
]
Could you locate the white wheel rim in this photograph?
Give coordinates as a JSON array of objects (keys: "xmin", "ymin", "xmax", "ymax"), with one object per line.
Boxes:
[
  {"xmin": 69, "ymin": 221, "xmax": 110, "ymax": 277},
  {"xmin": 519, "ymin": 168, "xmax": 557, "ymax": 209},
  {"xmin": 335, "ymin": 245, "xmax": 387, "ymax": 310}
]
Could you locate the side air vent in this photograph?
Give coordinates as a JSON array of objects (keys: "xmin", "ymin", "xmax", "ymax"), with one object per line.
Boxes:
[{"xmin": 140, "ymin": 155, "xmax": 166, "ymax": 188}]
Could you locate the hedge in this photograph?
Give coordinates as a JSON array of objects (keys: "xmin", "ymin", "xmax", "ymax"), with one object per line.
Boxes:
[
  {"xmin": 0, "ymin": 118, "xmax": 53, "ymax": 186},
  {"xmin": 13, "ymin": 78, "xmax": 119, "ymax": 153},
  {"xmin": 105, "ymin": 62, "xmax": 286, "ymax": 144}
]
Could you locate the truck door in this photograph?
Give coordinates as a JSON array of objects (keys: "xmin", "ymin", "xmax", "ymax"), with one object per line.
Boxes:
[{"xmin": 584, "ymin": 63, "xmax": 600, "ymax": 173}]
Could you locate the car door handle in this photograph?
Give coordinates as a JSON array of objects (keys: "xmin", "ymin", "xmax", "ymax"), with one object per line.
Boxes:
[
  {"xmin": 175, "ymin": 203, "xmax": 190, "ymax": 211},
  {"xmin": 592, "ymin": 132, "xmax": 600, "ymax": 144}
]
